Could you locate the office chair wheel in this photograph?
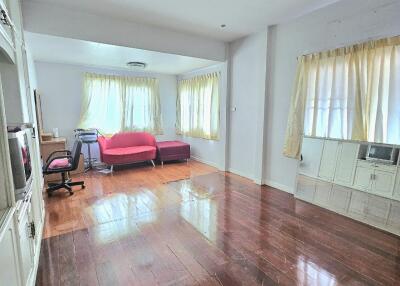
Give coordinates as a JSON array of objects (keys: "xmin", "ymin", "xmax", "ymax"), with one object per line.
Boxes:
[
  {"xmin": 82, "ymin": 185, "xmax": 86, "ymax": 189},
  {"xmin": 69, "ymin": 191, "xmax": 74, "ymax": 196}
]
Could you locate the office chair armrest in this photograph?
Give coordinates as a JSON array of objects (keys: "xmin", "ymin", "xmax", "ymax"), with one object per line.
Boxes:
[
  {"xmin": 46, "ymin": 150, "xmax": 71, "ymax": 163},
  {"xmin": 43, "ymin": 155, "xmax": 73, "ymax": 172}
]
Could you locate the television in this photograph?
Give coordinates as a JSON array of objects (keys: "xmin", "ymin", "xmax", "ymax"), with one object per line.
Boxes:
[
  {"xmin": 8, "ymin": 129, "xmax": 33, "ymax": 200},
  {"xmin": 366, "ymin": 144, "xmax": 397, "ymax": 164}
]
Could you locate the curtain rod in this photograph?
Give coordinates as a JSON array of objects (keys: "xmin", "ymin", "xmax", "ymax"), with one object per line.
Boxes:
[{"xmin": 297, "ymin": 33, "xmax": 400, "ymax": 59}]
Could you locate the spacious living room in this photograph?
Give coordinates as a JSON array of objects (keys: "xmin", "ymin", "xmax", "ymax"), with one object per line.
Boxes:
[{"xmin": 0, "ymin": 0, "xmax": 400, "ymax": 285}]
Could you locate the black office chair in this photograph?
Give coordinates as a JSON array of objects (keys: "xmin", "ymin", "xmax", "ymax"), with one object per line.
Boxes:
[{"xmin": 43, "ymin": 140, "xmax": 85, "ymax": 196}]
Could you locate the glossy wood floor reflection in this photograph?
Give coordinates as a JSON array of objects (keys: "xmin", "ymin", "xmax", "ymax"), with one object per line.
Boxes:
[{"xmin": 36, "ymin": 161, "xmax": 400, "ymax": 286}]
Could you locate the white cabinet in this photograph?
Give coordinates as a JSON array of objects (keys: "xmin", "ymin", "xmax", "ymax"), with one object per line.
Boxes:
[
  {"xmin": 0, "ymin": 212, "xmax": 21, "ymax": 286},
  {"xmin": 298, "ymin": 137, "xmax": 323, "ymax": 177},
  {"xmin": 333, "ymin": 142, "xmax": 359, "ymax": 186},
  {"xmin": 318, "ymin": 140, "xmax": 339, "ymax": 180},
  {"xmin": 295, "ymin": 136, "xmax": 400, "ymax": 236}
]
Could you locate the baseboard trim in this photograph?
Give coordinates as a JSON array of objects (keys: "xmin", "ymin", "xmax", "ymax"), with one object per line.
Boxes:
[
  {"xmin": 264, "ymin": 179, "xmax": 294, "ymax": 194},
  {"xmin": 191, "ymin": 156, "xmax": 223, "ymax": 170},
  {"xmin": 227, "ymin": 168, "xmax": 255, "ymax": 182}
]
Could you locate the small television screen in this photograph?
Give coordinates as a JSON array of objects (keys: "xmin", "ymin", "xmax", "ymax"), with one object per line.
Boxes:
[
  {"xmin": 368, "ymin": 145, "xmax": 393, "ymax": 161},
  {"xmin": 8, "ymin": 130, "xmax": 32, "ymax": 194}
]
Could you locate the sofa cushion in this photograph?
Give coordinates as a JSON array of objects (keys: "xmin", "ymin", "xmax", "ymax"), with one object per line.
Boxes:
[
  {"xmin": 107, "ymin": 132, "xmax": 156, "ymax": 149},
  {"xmin": 102, "ymin": 145, "xmax": 157, "ymax": 165},
  {"xmin": 103, "ymin": 146, "xmax": 156, "ymax": 156}
]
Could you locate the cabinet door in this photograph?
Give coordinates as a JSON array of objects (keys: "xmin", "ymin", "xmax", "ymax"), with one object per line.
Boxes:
[
  {"xmin": 0, "ymin": 219, "xmax": 21, "ymax": 286},
  {"xmin": 296, "ymin": 175, "xmax": 316, "ymax": 202},
  {"xmin": 348, "ymin": 190, "xmax": 369, "ymax": 219},
  {"xmin": 353, "ymin": 166, "xmax": 373, "ymax": 191},
  {"xmin": 334, "ymin": 142, "xmax": 359, "ymax": 186},
  {"xmin": 18, "ymin": 205, "xmax": 34, "ymax": 285},
  {"xmin": 329, "ymin": 185, "xmax": 352, "ymax": 213},
  {"xmin": 314, "ymin": 180, "xmax": 332, "ymax": 207},
  {"xmin": 365, "ymin": 196, "xmax": 390, "ymax": 225},
  {"xmin": 298, "ymin": 137, "xmax": 324, "ymax": 177},
  {"xmin": 387, "ymin": 201, "xmax": 400, "ymax": 232},
  {"xmin": 372, "ymin": 170, "xmax": 395, "ymax": 197},
  {"xmin": 318, "ymin": 140, "xmax": 339, "ymax": 181}
]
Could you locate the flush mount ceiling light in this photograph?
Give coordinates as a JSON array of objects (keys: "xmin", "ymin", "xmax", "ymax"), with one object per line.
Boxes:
[
  {"xmin": 126, "ymin": 61, "xmax": 147, "ymax": 69},
  {"xmin": 220, "ymin": 24, "xmax": 226, "ymax": 28}
]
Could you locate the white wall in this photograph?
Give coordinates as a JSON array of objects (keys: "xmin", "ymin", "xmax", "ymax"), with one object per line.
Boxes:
[
  {"xmin": 177, "ymin": 63, "xmax": 228, "ymax": 170},
  {"xmin": 264, "ymin": 0, "xmax": 400, "ymax": 193},
  {"xmin": 227, "ymin": 32, "xmax": 268, "ymax": 181},
  {"xmin": 35, "ymin": 61, "xmax": 177, "ymax": 160},
  {"xmin": 22, "ymin": 1, "xmax": 226, "ymax": 62}
]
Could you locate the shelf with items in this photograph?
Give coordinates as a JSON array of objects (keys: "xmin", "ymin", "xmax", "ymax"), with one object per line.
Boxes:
[{"xmin": 0, "ymin": 0, "xmax": 15, "ymax": 63}]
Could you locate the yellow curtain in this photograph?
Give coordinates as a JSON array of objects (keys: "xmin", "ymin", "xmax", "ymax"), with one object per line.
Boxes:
[
  {"xmin": 177, "ymin": 72, "xmax": 220, "ymax": 140},
  {"xmin": 78, "ymin": 73, "xmax": 162, "ymax": 135},
  {"xmin": 284, "ymin": 36, "xmax": 400, "ymax": 159}
]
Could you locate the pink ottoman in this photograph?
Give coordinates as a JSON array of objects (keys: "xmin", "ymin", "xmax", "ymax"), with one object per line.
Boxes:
[{"xmin": 156, "ymin": 141, "xmax": 190, "ymax": 166}]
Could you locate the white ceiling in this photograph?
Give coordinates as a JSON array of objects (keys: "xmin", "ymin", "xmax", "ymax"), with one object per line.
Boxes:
[
  {"xmin": 24, "ymin": 0, "xmax": 340, "ymax": 41},
  {"xmin": 25, "ymin": 32, "xmax": 220, "ymax": 74}
]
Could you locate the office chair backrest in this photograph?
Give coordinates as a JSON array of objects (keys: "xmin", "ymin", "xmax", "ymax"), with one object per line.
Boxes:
[{"xmin": 70, "ymin": 140, "xmax": 82, "ymax": 170}]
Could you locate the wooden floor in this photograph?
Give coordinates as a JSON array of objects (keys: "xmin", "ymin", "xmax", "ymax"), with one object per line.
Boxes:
[{"xmin": 36, "ymin": 161, "xmax": 400, "ymax": 286}]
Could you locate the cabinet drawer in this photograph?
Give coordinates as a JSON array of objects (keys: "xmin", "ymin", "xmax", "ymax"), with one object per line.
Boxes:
[
  {"xmin": 329, "ymin": 185, "xmax": 352, "ymax": 213},
  {"xmin": 357, "ymin": 160, "xmax": 376, "ymax": 169},
  {"xmin": 365, "ymin": 196, "xmax": 390, "ymax": 225},
  {"xmin": 296, "ymin": 175, "xmax": 316, "ymax": 202},
  {"xmin": 314, "ymin": 181, "xmax": 332, "ymax": 207}
]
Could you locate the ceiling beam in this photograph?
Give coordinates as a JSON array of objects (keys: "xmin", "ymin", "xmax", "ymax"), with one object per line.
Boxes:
[{"xmin": 22, "ymin": 1, "xmax": 227, "ymax": 62}]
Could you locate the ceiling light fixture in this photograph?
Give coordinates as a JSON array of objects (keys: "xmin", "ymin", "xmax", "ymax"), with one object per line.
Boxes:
[
  {"xmin": 220, "ymin": 24, "xmax": 226, "ymax": 28},
  {"xmin": 126, "ymin": 61, "xmax": 147, "ymax": 69}
]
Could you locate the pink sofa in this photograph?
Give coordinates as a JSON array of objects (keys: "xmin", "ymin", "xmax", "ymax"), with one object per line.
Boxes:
[{"xmin": 98, "ymin": 132, "xmax": 157, "ymax": 169}]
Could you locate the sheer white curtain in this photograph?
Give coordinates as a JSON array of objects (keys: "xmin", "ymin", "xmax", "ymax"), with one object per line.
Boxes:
[
  {"xmin": 284, "ymin": 36, "xmax": 400, "ymax": 159},
  {"xmin": 78, "ymin": 73, "xmax": 162, "ymax": 135},
  {"xmin": 177, "ymin": 73, "xmax": 220, "ymax": 140}
]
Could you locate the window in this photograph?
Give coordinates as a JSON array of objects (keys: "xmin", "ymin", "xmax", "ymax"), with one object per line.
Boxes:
[
  {"xmin": 176, "ymin": 72, "xmax": 220, "ymax": 140},
  {"xmin": 284, "ymin": 36, "xmax": 400, "ymax": 159},
  {"xmin": 78, "ymin": 73, "xmax": 162, "ymax": 135}
]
